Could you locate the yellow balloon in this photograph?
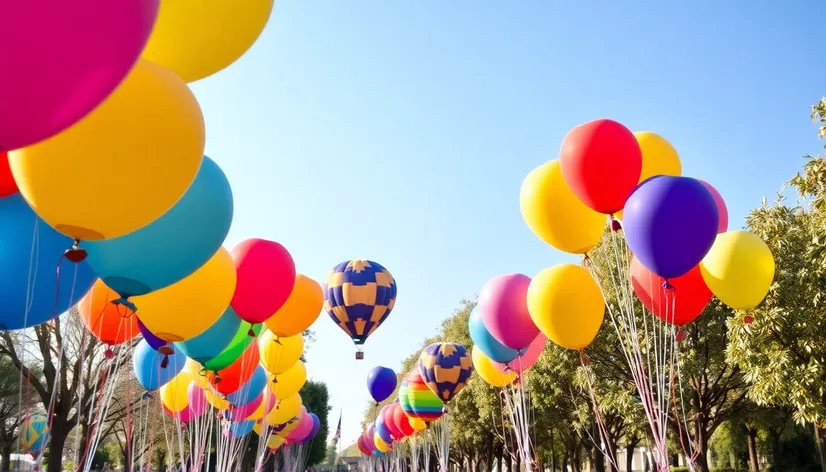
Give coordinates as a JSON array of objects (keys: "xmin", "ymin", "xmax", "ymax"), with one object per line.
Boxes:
[
  {"xmin": 246, "ymin": 390, "xmax": 276, "ymax": 422},
  {"xmin": 471, "ymin": 346, "xmax": 517, "ymax": 388},
  {"xmin": 617, "ymin": 132, "xmax": 682, "ymax": 220},
  {"xmin": 374, "ymin": 433, "xmax": 389, "ymax": 453},
  {"xmin": 264, "ymin": 274, "xmax": 323, "ymax": 338},
  {"xmin": 8, "ymin": 60, "xmax": 204, "ymax": 241},
  {"xmin": 268, "ymin": 361, "xmax": 307, "ymax": 399},
  {"xmin": 520, "ymin": 160, "xmax": 605, "ymax": 254},
  {"xmin": 133, "ymin": 248, "xmax": 236, "ymax": 342},
  {"xmin": 527, "ymin": 264, "xmax": 605, "ymax": 350},
  {"xmin": 409, "ymin": 417, "xmax": 426, "ymax": 432},
  {"xmin": 267, "ymin": 435, "xmax": 284, "ymax": 450},
  {"xmin": 185, "ymin": 358, "xmax": 209, "ymax": 388},
  {"xmin": 259, "ymin": 331, "xmax": 304, "ymax": 375},
  {"xmin": 264, "ymin": 393, "xmax": 302, "ymax": 426},
  {"xmin": 141, "ymin": 0, "xmax": 274, "ymax": 83},
  {"xmin": 204, "ymin": 389, "xmax": 229, "ymax": 411},
  {"xmin": 160, "ymin": 371, "xmax": 194, "ymax": 413},
  {"xmin": 700, "ymin": 230, "xmax": 775, "ymax": 311},
  {"xmin": 273, "ymin": 415, "xmax": 302, "ymax": 438}
]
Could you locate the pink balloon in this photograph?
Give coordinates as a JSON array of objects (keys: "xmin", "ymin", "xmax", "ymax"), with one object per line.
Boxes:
[
  {"xmin": 187, "ymin": 383, "xmax": 207, "ymax": 416},
  {"xmin": 478, "ymin": 274, "xmax": 538, "ymax": 349},
  {"xmin": 163, "ymin": 404, "xmax": 198, "ymax": 423},
  {"xmin": 230, "ymin": 239, "xmax": 297, "ymax": 325},
  {"xmin": 493, "ymin": 333, "xmax": 546, "ymax": 374},
  {"xmin": 698, "ymin": 180, "xmax": 728, "ymax": 234},
  {"xmin": 0, "ymin": 0, "xmax": 160, "ymax": 152},
  {"xmin": 227, "ymin": 394, "xmax": 263, "ymax": 421},
  {"xmin": 285, "ymin": 413, "xmax": 313, "ymax": 442}
]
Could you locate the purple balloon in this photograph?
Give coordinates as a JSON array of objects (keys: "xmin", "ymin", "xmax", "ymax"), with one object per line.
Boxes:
[
  {"xmin": 364, "ymin": 425, "xmax": 377, "ymax": 452},
  {"xmin": 478, "ymin": 274, "xmax": 538, "ymax": 349},
  {"xmin": 622, "ymin": 176, "xmax": 719, "ymax": 280},
  {"xmin": 137, "ymin": 317, "xmax": 167, "ymax": 351},
  {"xmin": 366, "ymin": 366, "xmax": 397, "ymax": 403},
  {"xmin": 306, "ymin": 413, "xmax": 320, "ymax": 442}
]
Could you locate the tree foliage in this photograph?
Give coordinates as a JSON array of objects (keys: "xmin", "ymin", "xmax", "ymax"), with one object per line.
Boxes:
[{"xmin": 300, "ymin": 380, "xmax": 332, "ymax": 466}]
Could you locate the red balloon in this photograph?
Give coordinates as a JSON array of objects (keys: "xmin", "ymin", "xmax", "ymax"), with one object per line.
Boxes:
[
  {"xmin": 630, "ymin": 256, "xmax": 712, "ymax": 326},
  {"xmin": 208, "ymin": 341, "xmax": 259, "ymax": 395},
  {"xmin": 559, "ymin": 119, "xmax": 642, "ymax": 215},
  {"xmin": 230, "ymin": 238, "xmax": 297, "ymax": 325},
  {"xmin": 0, "ymin": 152, "xmax": 18, "ymax": 198},
  {"xmin": 698, "ymin": 180, "xmax": 728, "ymax": 234},
  {"xmin": 392, "ymin": 403, "xmax": 414, "ymax": 437}
]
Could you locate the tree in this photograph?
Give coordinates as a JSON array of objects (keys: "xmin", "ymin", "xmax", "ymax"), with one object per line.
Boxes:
[
  {"xmin": 0, "ymin": 355, "xmax": 22, "ymax": 472},
  {"xmin": 300, "ymin": 380, "xmax": 331, "ymax": 466}
]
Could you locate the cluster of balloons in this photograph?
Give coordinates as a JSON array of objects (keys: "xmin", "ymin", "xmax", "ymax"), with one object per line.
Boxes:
[
  {"xmin": 517, "ymin": 119, "xmax": 775, "ymax": 351},
  {"xmin": 322, "ymin": 260, "xmax": 398, "ymax": 359},
  {"xmin": 358, "ymin": 342, "xmax": 472, "ymax": 458}
]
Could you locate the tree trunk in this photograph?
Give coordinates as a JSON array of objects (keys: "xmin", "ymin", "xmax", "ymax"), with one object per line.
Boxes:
[
  {"xmin": 747, "ymin": 427, "xmax": 759, "ymax": 472},
  {"xmin": 693, "ymin": 423, "xmax": 710, "ymax": 472},
  {"xmin": 47, "ymin": 426, "xmax": 68, "ymax": 472},
  {"xmin": 625, "ymin": 444, "xmax": 635, "ymax": 472},
  {"xmin": 768, "ymin": 427, "xmax": 781, "ymax": 472},
  {"xmin": 814, "ymin": 425, "xmax": 826, "ymax": 472},
  {"xmin": 1, "ymin": 443, "xmax": 11, "ymax": 472},
  {"xmin": 551, "ymin": 429, "xmax": 557, "ymax": 472}
]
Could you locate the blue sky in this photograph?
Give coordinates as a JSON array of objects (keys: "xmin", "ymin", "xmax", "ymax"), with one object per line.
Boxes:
[{"xmin": 190, "ymin": 1, "xmax": 826, "ymax": 446}]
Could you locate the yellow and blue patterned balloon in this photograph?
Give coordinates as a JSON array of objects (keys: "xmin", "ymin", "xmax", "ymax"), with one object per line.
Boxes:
[
  {"xmin": 418, "ymin": 342, "xmax": 473, "ymax": 403},
  {"xmin": 322, "ymin": 260, "xmax": 397, "ymax": 346},
  {"xmin": 21, "ymin": 415, "xmax": 49, "ymax": 456}
]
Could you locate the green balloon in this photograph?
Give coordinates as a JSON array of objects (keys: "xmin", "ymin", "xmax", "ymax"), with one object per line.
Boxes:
[{"xmin": 203, "ymin": 321, "xmax": 262, "ymax": 371}]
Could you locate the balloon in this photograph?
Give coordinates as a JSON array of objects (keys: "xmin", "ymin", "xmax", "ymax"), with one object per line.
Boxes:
[
  {"xmin": 616, "ymin": 132, "xmax": 682, "ymax": 220},
  {"xmin": 227, "ymin": 365, "xmax": 267, "ymax": 404},
  {"xmin": 228, "ymin": 421, "xmax": 255, "ymax": 438},
  {"xmin": 698, "ymin": 180, "xmax": 728, "ymax": 234},
  {"xmin": 323, "ymin": 260, "xmax": 397, "ymax": 347},
  {"xmin": 141, "ymin": 0, "xmax": 273, "ymax": 82},
  {"xmin": 393, "ymin": 404, "xmax": 415, "ymax": 437},
  {"xmin": 160, "ymin": 371, "xmax": 194, "ymax": 413},
  {"xmin": 374, "ymin": 413, "xmax": 394, "ymax": 445},
  {"xmin": 366, "ymin": 367, "xmax": 397, "ymax": 404},
  {"xmin": 0, "ymin": 194, "xmax": 96, "ymax": 331},
  {"xmin": 21, "ymin": 416, "xmax": 49, "ymax": 456},
  {"xmin": 0, "ymin": 0, "xmax": 159, "ymax": 152},
  {"xmin": 209, "ymin": 341, "xmax": 260, "ymax": 395},
  {"xmin": 409, "ymin": 417, "xmax": 426, "ymax": 432},
  {"xmin": 269, "ymin": 361, "xmax": 307, "ymax": 399},
  {"xmin": 133, "ymin": 248, "xmax": 236, "ymax": 342},
  {"xmin": 307, "ymin": 413, "xmax": 320, "ymax": 441},
  {"xmin": 700, "ymin": 231, "xmax": 775, "ymax": 311},
  {"xmin": 265, "ymin": 394, "xmax": 303, "ymax": 426},
  {"xmin": 559, "ymin": 119, "xmax": 642, "ymax": 215},
  {"xmin": 203, "ymin": 321, "xmax": 261, "ymax": 372},
  {"xmin": 520, "ymin": 160, "xmax": 605, "ymax": 254},
  {"xmin": 230, "ymin": 239, "xmax": 296, "ymax": 325},
  {"xmin": 418, "ymin": 343, "xmax": 473, "ymax": 403},
  {"xmin": 132, "ymin": 339, "xmax": 186, "ymax": 391},
  {"xmin": 478, "ymin": 274, "xmax": 538, "ymax": 350},
  {"xmin": 374, "ymin": 433, "xmax": 390, "ymax": 453},
  {"xmin": 268, "ymin": 435, "xmax": 285, "ymax": 451},
  {"xmin": 527, "ymin": 264, "xmax": 604, "ymax": 351},
  {"xmin": 472, "ymin": 346, "xmax": 517, "ymax": 388},
  {"xmin": 0, "ymin": 154, "xmax": 17, "ymax": 197},
  {"xmin": 492, "ymin": 334, "xmax": 546, "ymax": 374},
  {"xmin": 176, "ymin": 307, "xmax": 242, "ymax": 365},
  {"xmin": 468, "ymin": 306, "xmax": 518, "ymax": 363},
  {"xmin": 364, "ymin": 426, "xmax": 377, "ymax": 452},
  {"xmin": 259, "ymin": 331, "xmax": 304, "ymax": 375},
  {"xmin": 286, "ymin": 413, "xmax": 314, "ymax": 442},
  {"xmin": 383, "ymin": 404, "xmax": 405, "ymax": 440},
  {"xmin": 271, "ymin": 414, "xmax": 302, "ymax": 437},
  {"xmin": 185, "ymin": 358, "xmax": 210, "ymax": 388},
  {"xmin": 84, "ymin": 157, "xmax": 233, "ymax": 298},
  {"xmin": 204, "ymin": 389, "xmax": 230, "ymax": 411},
  {"xmin": 398, "ymin": 378, "xmax": 414, "ymax": 418},
  {"xmin": 623, "ymin": 176, "xmax": 719, "ymax": 279},
  {"xmin": 630, "ymin": 257, "xmax": 712, "ymax": 326},
  {"xmin": 187, "ymin": 383, "xmax": 207, "ymax": 416},
  {"xmin": 137, "ymin": 318, "xmax": 168, "ymax": 352},
  {"xmin": 227, "ymin": 394, "xmax": 263, "ymax": 421},
  {"xmin": 357, "ymin": 437, "xmax": 370, "ymax": 456},
  {"xmin": 246, "ymin": 390, "xmax": 277, "ymax": 422},
  {"xmin": 405, "ymin": 370, "xmax": 444, "ymax": 422},
  {"xmin": 78, "ymin": 279, "xmax": 139, "ymax": 345},
  {"xmin": 264, "ymin": 274, "xmax": 324, "ymax": 338},
  {"xmin": 164, "ymin": 405, "xmax": 198, "ymax": 423},
  {"xmin": 9, "ymin": 60, "xmax": 204, "ymax": 241}
]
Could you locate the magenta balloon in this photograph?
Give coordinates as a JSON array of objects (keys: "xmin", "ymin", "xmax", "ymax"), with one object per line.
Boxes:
[
  {"xmin": 478, "ymin": 274, "xmax": 538, "ymax": 349},
  {"xmin": 0, "ymin": 0, "xmax": 160, "ymax": 152},
  {"xmin": 698, "ymin": 180, "xmax": 728, "ymax": 234},
  {"xmin": 174, "ymin": 406, "xmax": 197, "ymax": 423},
  {"xmin": 187, "ymin": 383, "xmax": 207, "ymax": 416},
  {"xmin": 286, "ymin": 413, "xmax": 314, "ymax": 441},
  {"xmin": 364, "ymin": 426, "xmax": 377, "ymax": 452},
  {"xmin": 493, "ymin": 334, "xmax": 546, "ymax": 374},
  {"xmin": 227, "ymin": 394, "xmax": 263, "ymax": 421}
]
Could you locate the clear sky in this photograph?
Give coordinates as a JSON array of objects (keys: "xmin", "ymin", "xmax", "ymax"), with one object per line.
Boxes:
[{"xmin": 190, "ymin": 0, "xmax": 826, "ymax": 447}]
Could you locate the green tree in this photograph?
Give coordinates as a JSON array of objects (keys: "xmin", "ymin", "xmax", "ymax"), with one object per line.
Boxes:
[
  {"xmin": 0, "ymin": 355, "xmax": 22, "ymax": 472},
  {"xmin": 300, "ymin": 380, "xmax": 331, "ymax": 466}
]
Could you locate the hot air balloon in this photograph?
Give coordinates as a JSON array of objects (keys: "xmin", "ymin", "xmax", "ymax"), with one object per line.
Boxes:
[
  {"xmin": 418, "ymin": 342, "xmax": 473, "ymax": 403},
  {"xmin": 404, "ymin": 369, "xmax": 444, "ymax": 422},
  {"xmin": 322, "ymin": 260, "xmax": 397, "ymax": 359}
]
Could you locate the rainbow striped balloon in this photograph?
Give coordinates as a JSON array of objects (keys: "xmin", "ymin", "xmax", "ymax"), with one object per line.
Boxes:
[{"xmin": 405, "ymin": 369, "xmax": 444, "ymax": 422}]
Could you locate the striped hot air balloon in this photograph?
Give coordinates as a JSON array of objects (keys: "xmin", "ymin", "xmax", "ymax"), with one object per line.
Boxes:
[
  {"xmin": 418, "ymin": 342, "xmax": 473, "ymax": 403},
  {"xmin": 404, "ymin": 369, "xmax": 444, "ymax": 422}
]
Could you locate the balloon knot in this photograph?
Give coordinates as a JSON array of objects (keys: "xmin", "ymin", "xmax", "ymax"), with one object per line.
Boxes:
[
  {"xmin": 142, "ymin": 391, "xmax": 153, "ymax": 400},
  {"xmin": 662, "ymin": 280, "xmax": 675, "ymax": 291},
  {"xmin": 272, "ymin": 375, "xmax": 278, "ymax": 384},
  {"xmin": 63, "ymin": 239, "xmax": 87, "ymax": 263},
  {"xmin": 112, "ymin": 297, "xmax": 137, "ymax": 314},
  {"xmin": 579, "ymin": 350, "xmax": 590, "ymax": 366},
  {"xmin": 248, "ymin": 327, "xmax": 256, "ymax": 337},
  {"xmin": 214, "ymin": 375, "xmax": 222, "ymax": 384},
  {"xmin": 581, "ymin": 253, "xmax": 591, "ymax": 267},
  {"xmin": 675, "ymin": 328, "xmax": 686, "ymax": 343},
  {"xmin": 743, "ymin": 314, "xmax": 754, "ymax": 325},
  {"xmin": 273, "ymin": 336, "xmax": 282, "ymax": 345},
  {"xmin": 610, "ymin": 219, "xmax": 622, "ymax": 232},
  {"xmin": 104, "ymin": 347, "xmax": 114, "ymax": 359},
  {"xmin": 160, "ymin": 354, "xmax": 170, "ymax": 369},
  {"xmin": 442, "ymin": 406, "xmax": 448, "ymax": 414}
]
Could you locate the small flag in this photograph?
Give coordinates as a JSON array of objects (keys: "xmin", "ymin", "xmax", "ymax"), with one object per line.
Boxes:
[{"xmin": 333, "ymin": 410, "xmax": 342, "ymax": 442}]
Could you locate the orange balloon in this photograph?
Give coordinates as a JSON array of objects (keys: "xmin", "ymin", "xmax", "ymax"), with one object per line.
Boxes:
[
  {"xmin": 78, "ymin": 279, "xmax": 139, "ymax": 345},
  {"xmin": 264, "ymin": 274, "xmax": 323, "ymax": 338},
  {"xmin": 208, "ymin": 340, "xmax": 259, "ymax": 395}
]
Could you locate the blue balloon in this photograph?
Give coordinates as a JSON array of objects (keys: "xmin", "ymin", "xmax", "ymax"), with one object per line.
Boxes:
[
  {"xmin": 132, "ymin": 339, "xmax": 186, "ymax": 391},
  {"xmin": 468, "ymin": 306, "xmax": 518, "ymax": 363},
  {"xmin": 227, "ymin": 365, "xmax": 267, "ymax": 406},
  {"xmin": 622, "ymin": 176, "xmax": 719, "ymax": 280},
  {"xmin": 228, "ymin": 420, "xmax": 254, "ymax": 438},
  {"xmin": 84, "ymin": 156, "xmax": 233, "ymax": 298},
  {"xmin": 0, "ymin": 193, "xmax": 95, "ymax": 331},
  {"xmin": 366, "ymin": 366, "xmax": 396, "ymax": 403},
  {"xmin": 374, "ymin": 416, "xmax": 394, "ymax": 445},
  {"xmin": 307, "ymin": 413, "xmax": 320, "ymax": 441},
  {"xmin": 175, "ymin": 307, "xmax": 241, "ymax": 364}
]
